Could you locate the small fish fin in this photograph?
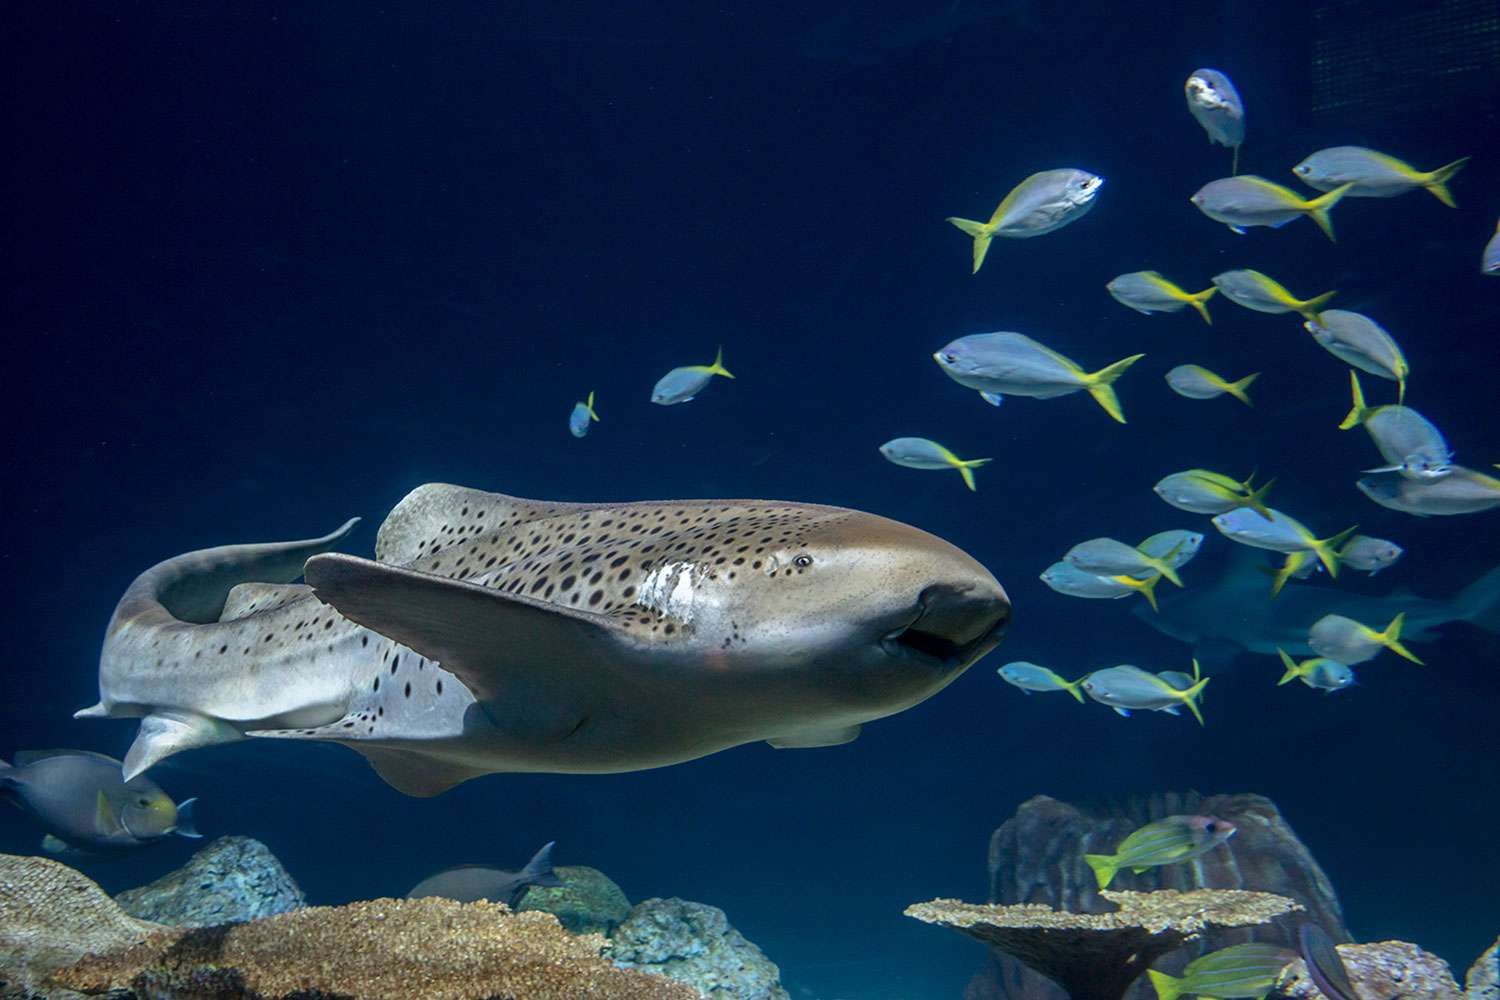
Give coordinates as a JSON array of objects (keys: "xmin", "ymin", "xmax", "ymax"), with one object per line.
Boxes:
[
  {"xmin": 1112, "ymin": 706, "xmax": 1132, "ymax": 718},
  {"xmin": 1163, "ymin": 705, "xmax": 1181, "ymax": 716},
  {"xmin": 1241, "ymin": 477, "xmax": 1277, "ymax": 520},
  {"xmin": 41, "ymin": 834, "xmax": 70, "ymax": 854},
  {"xmin": 708, "ymin": 345, "xmax": 734, "ymax": 379},
  {"xmin": 1381, "ymin": 612, "xmax": 1424, "ymax": 664},
  {"xmin": 1228, "ymin": 225, "xmax": 1247, "ymax": 235},
  {"xmin": 1305, "ymin": 182, "xmax": 1353, "ymax": 242},
  {"xmin": 979, "ymin": 391, "xmax": 1004, "ymax": 407},
  {"xmin": 1269, "ymin": 557, "xmax": 1297, "ymax": 598},
  {"xmin": 1185, "ymin": 286, "xmax": 1217, "ymax": 325},
  {"xmin": 351, "ymin": 746, "xmax": 495, "ymax": 798},
  {"xmin": 951, "ymin": 457, "xmax": 992, "ymax": 493},
  {"xmin": 1083, "ymin": 852, "xmax": 1119, "ymax": 889},
  {"xmin": 94, "ymin": 790, "xmax": 121, "ymax": 837},
  {"xmin": 1338, "ymin": 370, "xmax": 1367, "ymax": 431},
  {"xmin": 519, "ymin": 841, "xmax": 564, "ymax": 889},
  {"xmin": 1131, "ymin": 866, "xmax": 1152, "ymax": 874},
  {"xmin": 1420, "ymin": 156, "xmax": 1469, "ymax": 208},
  {"xmin": 1083, "ymin": 353, "xmax": 1146, "ymax": 424},
  {"xmin": 946, "ymin": 216, "xmax": 994, "ymax": 273},
  {"xmin": 1063, "ymin": 678, "xmax": 1086, "ymax": 704},
  {"xmin": 766, "ymin": 724, "xmax": 863, "ymax": 749},
  {"xmin": 12, "ymin": 749, "xmax": 119, "ymax": 768},
  {"xmin": 1178, "ymin": 676, "xmax": 1210, "ymax": 726},
  {"xmin": 1148, "ymin": 968, "xmax": 1185, "ymax": 1000},
  {"xmin": 1296, "ymin": 290, "xmax": 1339, "ymax": 324},
  {"xmin": 1226, "ymin": 372, "xmax": 1259, "ymax": 406},
  {"xmin": 1397, "ymin": 375, "xmax": 1407, "ymax": 405},
  {"xmin": 585, "ymin": 391, "xmax": 599, "ymax": 421},
  {"xmin": 1133, "ymin": 573, "xmax": 1161, "ymax": 613},
  {"xmin": 1276, "ymin": 648, "xmax": 1301, "ymax": 685},
  {"xmin": 173, "ymin": 798, "xmax": 202, "ymax": 839},
  {"xmin": 304, "ymin": 553, "xmax": 637, "ymax": 740},
  {"xmin": 1313, "ymin": 526, "xmax": 1359, "ymax": 578},
  {"xmin": 123, "ymin": 710, "xmax": 246, "ymax": 782}
]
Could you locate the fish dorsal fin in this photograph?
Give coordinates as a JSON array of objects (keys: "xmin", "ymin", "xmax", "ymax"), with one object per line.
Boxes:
[
  {"xmin": 304, "ymin": 553, "xmax": 636, "ymax": 734},
  {"xmin": 94, "ymin": 790, "xmax": 120, "ymax": 836},
  {"xmin": 374, "ymin": 483, "xmax": 591, "ymax": 566},
  {"xmin": 13, "ymin": 749, "xmax": 121, "ymax": 768},
  {"xmin": 219, "ymin": 582, "xmax": 313, "ymax": 622}
]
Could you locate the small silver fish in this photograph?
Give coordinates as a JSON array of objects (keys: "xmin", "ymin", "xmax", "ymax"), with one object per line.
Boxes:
[
  {"xmin": 933, "ymin": 332, "xmax": 1144, "ymax": 423},
  {"xmin": 878, "ymin": 437, "xmax": 991, "ymax": 491},
  {"xmin": 0, "ymin": 750, "xmax": 199, "ymax": 852},
  {"xmin": 1065, "ymin": 537, "xmax": 1184, "ymax": 587},
  {"xmin": 946, "ymin": 168, "xmax": 1104, "ymax": 272},
  {"xmin": 1185, "ymin": 69, "xmax": 1245, "ymax": 173},
  {"xmin": 1337, "ymin": 535, "xmax": 1403, "ymax": 575},
  {"xmin": 1137, "ymin": 530, "xmax": 1204, "ymax": 570},
  {"xmin": 651, "ymin": 347, "xmax": 734, "ymax": 405},
  {"xmin": 1339, "ymin": 373, "xmax": 1451, "ymax": 479},
  {"xmin": 406, "ymin": 841, "xmax": 564, "ymax": 907},
  {"xmin": 1212, "ymin": 270, "xmax": 1336, "ymax": 322},
  {"xmin": 1165, "ymin": 365, "xmax": 1258, "ymax": 405},
  {"xmin": 1212, "ymin": 507, "xmax": 1354, "ymax": 576},
  {"xmin": 1358, "ymin": 466, "xmax": 1500, "ymax": 516},
  {"xmin": 1484, "ymin": 219, "xmax": 1500, "ymax": 276},
  {"xmin": 997, "ymin": 662, "xmax": 1085, "ymax": 702},
  {"xmin": 568, "ymin": 391, "xmax": 599, "ymax": 438},
  {"xmin": 1304, "ymin": 311, "xmax": 1409, "ymax": 402},
  {"xmin": 1191, "ymin": 177, "xmax": 1351, "ymax": 241},
  {"xmin": 1292, "ymin": 147, "xmax": 1469, "ymax": 206},
  {"xmin": 1276, "ymin": 649, "xmax": 1355, "ymax": 692},
  {"xmin": 1308, "ymin": 613, "xmax": 1422, "ymax": 665},
  {"xmin": 1081, "ymin": 664, "xmax": 1209, "ymax": 723},
  {"xmin": 1106, "ymin": 272, "xmax": 1217, "ymax": 324},
  {"xmin": 1148, "ymin": 942, "xmax": 1296, "ymax": 1000},
  {"xmin": 1154, "ymin": 469, "xmax": 1272, "ymax": 518},
  {"xmin": 1039, "ymin": 561, "xmax": 1160, "ymax": 610},
  {"xmin": 1085, "ymin": 812, "xmax": 1234, "ymax": 889}
]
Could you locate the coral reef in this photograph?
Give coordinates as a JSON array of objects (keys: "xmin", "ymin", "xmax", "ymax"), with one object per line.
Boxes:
[
  {"xmin": 908, "ymin": 889, "xmax": 1301, "ymax": 1000},
  {"xmin": 517, "ymin": 864, "xmax": 633, "ymax": 935},
  {"xmin": 1469, "ymin": 937, "xmax": 1499, "ymax": 1000},
  {"xmin": 0, "ymin": 854, "xmax": 164, "ymax": 1000},
  {"xmin": 1282, "ymin": 940, "xmax": 1464, "ymax": 1000},
  {"xmin": 114, "ymin": 836, "xmax": 305, "ymax": 927},
  {"xmin": 972, "ymin": 792, "xmax": 1347, "ymax": 1000},
  {"xmin": 611, "ymin": 896, "xmax": 789, "ymax": 1000}
]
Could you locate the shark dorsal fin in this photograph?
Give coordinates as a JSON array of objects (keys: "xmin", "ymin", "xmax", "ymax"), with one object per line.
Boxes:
[
  {"xmin": 374, "ymin": 484, "xmax": 592, "ymax": 566},
  {"xmin": 219, "ymin": 582, "xmax": 313, "ymax": 622},
  {"xmin": 13, "ymin": 749, "xmax": 120, "ymax": 768}
]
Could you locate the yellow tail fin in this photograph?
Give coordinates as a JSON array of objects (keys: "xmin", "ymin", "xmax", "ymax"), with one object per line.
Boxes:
[
  {"xmin": 1177, "ymin": 676, "xmax": 1210, "ymax": 726},
  {"xmin": 1380, "ymin": 612, "xmax": 1425, "ymax": 664},
  {"xmin": 1305, "ymin": 182, "xmax": 1353, "ymax": 242},
  {"xmin": 1226, "ymin": 371, "xmax": 1259, "ymax": 406},
  {"xmin": 1295, "ymin": 289, "xmax": 1338, "ymax": 324},
  {"xmin": 1276, "ymin": 648, "xmax": 1302, "ymax": 685},
  {"xmin": 584, "ymin": 391, "xmax": 600, "ymax": 421},
  {"xmin": 1084, "ymin": 353, "xmax": 1146, "ymax": 424},
  {"xmin": 1241, "ymin": 477, "xmax": 1276, "ymax": 520},
  {"xmin": 1148, "ymin": 969, "xmax": 1185, "ymax": 1000},
  {"xmin": 1083, "ymin": 852, "xmax": 1120, "ymax": 889},
  {"xmin": 952, "ymin": 457, "xmax": 993, "ymax": 493},
  {"xmin": 1063, "ymin": 678, "xmax": 1086, "ymax": 704},
  {"xmin": 1338, "ymin": 370, "xmax": 1369, "ymax": 430},
  {"xmin": 708, "ymin": 346, "xmax": 735, "ymax": 379},
  {"xmin": 1313, "ymin": 525, "xmax": 1359, "ymax": 577},
  {"xmin": 1421, "ymin": 156, "xmax": 1470, "ymax": 208},
  {"xmin": 1117, "ymin": 573, "xmax": 1160, "ymax": 613},
  {"xmin": 946, "ymin": 216, "xmax": 994, "ymax": 274},
  {"xmin": 1185, "ymin": 286, "xmax": 1217, "ymax": 325}
]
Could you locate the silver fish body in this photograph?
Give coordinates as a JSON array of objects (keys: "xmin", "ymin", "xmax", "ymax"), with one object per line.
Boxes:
[
  {"xmin": 991, "ymin": 168, "xmax": 1104, "ymax": 238},
  {"xmin": 1039, "ymin": 561, "xmax": 1138, "ymax": 601},
  {"xmin": 934, "ymin": 332, "xmax": 1088, "ymax": 398},
  {"xmin": 1305, "ymin": 310, "xmax": 1408, "ymax": 387},
  {"xmin": 1359, "ymin": 467, "xmax": 1500, "ymax": 516},
  {"xmin": 1212, "ymin": 507, "xmax": 1312, "ymax": 554},
  {"xmin": 1185, "ymin": 70, "xmax": 1244, "ymax": 150},
  {"xmin": 1484, "ymin": 220, "xmax": 1500, "ymax": 275},
  {"xmin": 1339, "ymin": 535, "xmax": 1403, "ymax": 574},
  {"xmin": 1362, "ymin": 405, "xmax": 1451, "ymax": 478},
  {"xmin": 1081, "ymin": 665, "xmax": 1192, "ymax": 715}
]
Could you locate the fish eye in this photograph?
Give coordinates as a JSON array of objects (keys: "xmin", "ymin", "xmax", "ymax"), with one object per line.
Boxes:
[
  {"xmin": 793, "ymin": 554, "xmax": 813, "ymax": 568},
  {"xmin": 941, "ymin": 352, "xmax": 956, "ymax": 364},
  {"xmin": 138, "ymin": 797, "xmax": 151, "ymax": 806}
]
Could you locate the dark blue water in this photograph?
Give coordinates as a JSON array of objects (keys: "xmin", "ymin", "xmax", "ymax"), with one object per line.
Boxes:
[{"xmin": 5, "ymin": 4, "xmax": 1498, "ymax": 997}]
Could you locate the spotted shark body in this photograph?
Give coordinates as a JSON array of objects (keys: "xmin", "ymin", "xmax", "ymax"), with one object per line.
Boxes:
[{"xmin": 82, "ymin": 484, "xmax": 1010, "ymax": 796}]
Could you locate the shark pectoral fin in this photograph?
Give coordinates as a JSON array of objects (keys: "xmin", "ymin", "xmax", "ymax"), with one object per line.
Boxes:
[
  {"xmin": 354, "ymin": 746, "xmax": 494, "ymax": 798},
  {"xmin": 303, "ymin": 553, "xmax": 628, "ymax": 707},
  {"xmin": 123, "ymin": 710, "xmax": 246, "ymax": 781},
  {"xmin": 765, "ymin": 724, "xmax": 863, "ymax": 749},
  {"xmin": 219, "ymin": 582, "xmax": 313, "ymax": 622}
]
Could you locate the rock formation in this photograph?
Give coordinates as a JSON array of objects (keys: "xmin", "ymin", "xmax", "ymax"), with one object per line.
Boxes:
[
  {"xmin": 611, "ymin": 896, "xmax": 789, "ymax": 1000},
  {"xmin": 1282, "ymin": 939, "xmax": 1464, "ymax": 1000},
  {"xmin": 517, "ymin": 864, "xmax": 632, "ymax": 935},
  {"xmin": 1469, "ymin": 937, "xmax": 1499, "ymax": 1000},
  {"xmin": 114, "ymin": 836, "xmax": 305, "ymax": 927}
]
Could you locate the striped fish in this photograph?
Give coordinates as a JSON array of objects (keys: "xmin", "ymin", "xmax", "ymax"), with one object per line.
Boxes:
[
  {"xmin": 1148, "ymin": 943, "xmax": 1295, "ymax": 1000},
  {"xmin": 1083, "ymin": 814, "xmax": 1235, "ymax": 889}
]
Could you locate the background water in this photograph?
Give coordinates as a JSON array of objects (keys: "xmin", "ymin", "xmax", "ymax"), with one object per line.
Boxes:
[{"xmin": 4, "ymin": 3, "xmax": 1498, "ymax": 998}]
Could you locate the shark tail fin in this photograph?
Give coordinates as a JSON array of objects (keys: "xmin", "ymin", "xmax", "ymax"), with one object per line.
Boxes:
[
  {"xmin": 1185, "ymin": 286, "xmax": 1217, "ymax": 325},
  {"xmin": 520, "ymin": 840, "xmax": 564, "ymax": 889},
  {"xmin": 1305, "ymin": 182, "xmax": 1353, "ymax": 242},
  {"xmin": 1276, "ymin": 648, "xmax": 1301, "ymax": 685},
  {"xmin": 1421, "ymin": 156, "xmax": 1469, "ymax": 208},
  {"xmin": 1226, "ymin": 372, "xmax": 1259, "ymax": 406},
  {"xmin": 1380, "ymin": 612, "xmax": 1424, "ymax": 664},
  {"xmin": 1313, "ymin": 526, "xmax": 1359, "ymax": 578},
  {"xmin": 173, "ymin": 798, "xmax": 202, "ymax": 839},
  {"xmin": 1084, "ymin": 353, "xmax": 1147, "ymax": 424},
  {"xmin": 1083, "ymin": 852, "xmax": 1119, "ymax": 889},
  {"xmin": 1455, "ymin": 566, "xmax": 1500, "ymax": 633},
  {"xmin": 946, "ymin": 216, "xmax": 995, "ymax": 273},
  {"xmin": 1339, "ymin": 370, "xmax": 1369, "ymax": 430}
]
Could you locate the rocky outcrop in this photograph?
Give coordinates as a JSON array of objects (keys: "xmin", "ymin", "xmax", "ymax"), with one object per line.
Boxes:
[
  {"xmin": 969, "ymin": 792, "xmax": 1348, "ymax": 1000},
  {"xmin": 1283, "ymin": 940, "xmax": 1464, "ymax": 1000},
  {"xmin": 517, "ymin": 864, "xmax": 632, "ymax": 935},
  {"xmin": 610, "ymin": 896, "xmax": 788, "ymax": 1000},
  {"xmin": 1469, "ymin": 937, "xmax": 1499, "ymax": 1000},
  {"xmin": 114, "ymin": 836, "xmax": 305, "ymax": 927},
  {"xmin": 0, "ymin": 854, "xmax": 164, "ymax": 1000}
]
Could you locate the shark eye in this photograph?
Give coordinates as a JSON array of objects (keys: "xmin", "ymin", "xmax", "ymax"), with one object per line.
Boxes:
[{"xmin": 793, "ymin": 554, "xmax": 813, "ymax": 569}]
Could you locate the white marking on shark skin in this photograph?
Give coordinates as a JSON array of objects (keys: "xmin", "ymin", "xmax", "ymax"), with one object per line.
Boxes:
[{"xmin": 635, "ymin": 560, "xmax": 709, "ymax": 625}]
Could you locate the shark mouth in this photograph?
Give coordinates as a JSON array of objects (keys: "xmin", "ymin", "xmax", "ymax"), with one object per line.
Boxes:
[{"xmin": 880, "ymin": 585, "xmax": 1009, "ymax": 668}]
